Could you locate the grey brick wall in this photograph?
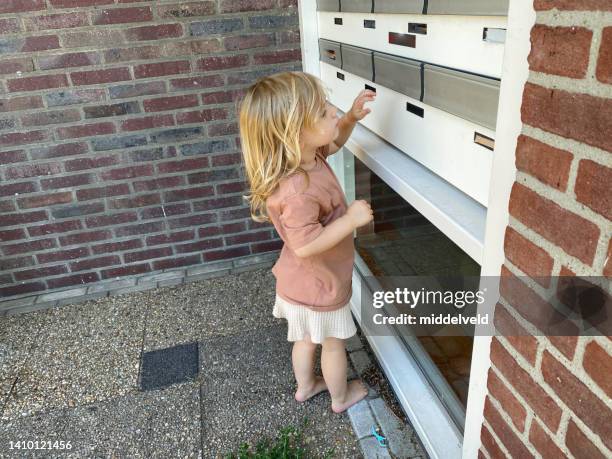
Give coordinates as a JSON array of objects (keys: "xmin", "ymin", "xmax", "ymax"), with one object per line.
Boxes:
[{"xmin": 0, "ymin": 0, "xmax": 299, "ymax": 302}]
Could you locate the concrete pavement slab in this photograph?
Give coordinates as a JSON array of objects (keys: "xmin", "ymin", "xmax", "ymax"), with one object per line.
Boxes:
[
  {"xmin": 143, "ymin": 269, "xmax": 279, "ymax": 352},
  {"xmin": 1, "ymin": 295, "xmax": 147, "ymax": 422},
  {"xmin": 0, "ymin": 382, "xmax": 200, "ymax": 458}
]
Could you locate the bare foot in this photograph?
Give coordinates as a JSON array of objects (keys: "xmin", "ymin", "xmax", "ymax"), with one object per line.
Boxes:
[
  {"xmin": 331, "ymin": 379, "xmax": 368, "ymax": 413},
  {"xmin": 295, "ymin": 376, "xmax": 328, "ymax": 402}
]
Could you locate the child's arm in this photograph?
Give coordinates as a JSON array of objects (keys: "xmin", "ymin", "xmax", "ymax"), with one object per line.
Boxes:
[
  {"xmin": 327, "ymin": 89, "xmax": 376, "ymax": 156},
  {"xmin": 294, "ymin": 213, "xmax": 354, "ymax": 258},
  {"xmin": 294, "ymin": 200, "xmax": 373, "ymax": 258},
  {"xmin": 327, "ymin": 114, "xmax": 358, "ymax": 155}
]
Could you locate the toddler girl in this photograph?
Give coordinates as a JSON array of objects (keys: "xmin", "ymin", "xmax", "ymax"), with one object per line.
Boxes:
[{"xmin": 239, "ymin": 71, "xmax": 376, "ymax": 413}]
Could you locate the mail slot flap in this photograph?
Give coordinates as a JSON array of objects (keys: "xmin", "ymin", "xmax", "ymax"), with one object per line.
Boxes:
[
  {"xmin": 316, "ymin": 0, "xmax": 340, "ymax": 11},
  {"xmin": 341, "ymin": 0, "xmax": 372, "ymax": 12},
  {"xmin": 373, "ymin": 0, "xmax": 424, "ymax": 14},
  {"xmin": 373, "ymin": 52, "xmax": 421, "ymax": 100},
  {"xmin": 423, "ymin": 64, "xmax": 500, "ymax": 130},
  {"xmin": 319, "ymin": 39, "xmax": 342, "ymax": 68},
  {"xmin": 427, "ymin": 0, "xmax": 509, "ymax": 15},
  {"xmin": 341, "ymin": 44, "xmax": 374, "ymax": 81}
]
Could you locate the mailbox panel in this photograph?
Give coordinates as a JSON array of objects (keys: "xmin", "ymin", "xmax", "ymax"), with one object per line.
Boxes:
[
  {"xmin": 374, "ymin": 0, "xmax": 424, "ymax": 14},
  {"xmin": 341, "ymin": 0, "xmax": 372, "ymax": 13},
  {"xmin": 427, "ymin": 0, "xmax": 509, "ymax": 16},
  {"xmin": 373, "ymin": 52, "xmax": 421, "ymax": 100},
  {"xmin": 341, "ymin": 44, "xmax": 374, "ymax": 81},
  {"xmin": 423, "ymin": 64, "xmax": 500, "ymax": 130},
  {"xmin": 319, "ymin": 39, "xmax": 342, "ymax": 68},
  {"xmin": 318, "ymin": 12, "xmax": 506, "ymax": 78},
  {"xmin": 316, "ymin": 0, "xmax": 340, "ymax": 11},
  {"xmin": 320, "ymin": 61, "xmax": 493, "ymax": 206}
]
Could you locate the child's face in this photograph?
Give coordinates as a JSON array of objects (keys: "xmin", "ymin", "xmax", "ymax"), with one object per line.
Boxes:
[{"xmin": 301, "ymin": 101, "xmax": 339, "ymax": 150}]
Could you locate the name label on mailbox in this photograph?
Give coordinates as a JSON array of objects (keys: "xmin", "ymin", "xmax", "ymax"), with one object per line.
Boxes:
[{"xmin": 389, "ymin": 32, "xmax": 416, "ymax": 48}]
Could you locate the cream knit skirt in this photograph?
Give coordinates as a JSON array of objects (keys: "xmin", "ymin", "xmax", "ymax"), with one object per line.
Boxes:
[{"xmin": 273, "ymin": 294, "xmax": 357, "ymax": 344}]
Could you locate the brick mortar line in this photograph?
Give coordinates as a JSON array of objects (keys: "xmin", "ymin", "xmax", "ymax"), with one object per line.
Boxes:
[
  {"xmin": 508, "ymin": 214, "xmax": 607, "ymax": 276},
  {"xmin": 527, "ymin": 71, "xmax": 612, "ymax": 99},
  {"xmin": 572, "ymin": 336, "xmax": 589, "ymax": 366},
  {"xmin": 522, "ymin": 125, "xmax": 612, "ymax": 167},
  {"xmin": 478, "ymin": 445, "xmax": 491, "ymax": 459},
  {"xmin": 586, "ymin": 26, "xmax": 604, "ymax": 81},
  {"xmin": 593, "ymin": 229, "xmax": 612, "ymax": 273},
  {"xmin": 563, "ymin": 149, "xmax": 580, "ymax": 197},
  {"xmin": 523, "ymin": 414, "xmax": 534, "ymax": 448},
  {"xmin": 535, "ymin": 10, "xmax": 612, "ymax": 28},
  {"xmin": 514, "ymin": 170, "xmax": 610, "ymax": 231},
  {"xmin": 556, "ymin": 410, "xmax": 573, "ymax": 449}
]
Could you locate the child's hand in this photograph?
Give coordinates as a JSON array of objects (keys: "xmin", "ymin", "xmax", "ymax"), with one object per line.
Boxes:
[
  {"xmin": 347, "ymin": 89, "xmax": 376, "ymax": 123},
  {"xmin": 346, "ymin": 200, "xmax": 374, "ymax": 228}
]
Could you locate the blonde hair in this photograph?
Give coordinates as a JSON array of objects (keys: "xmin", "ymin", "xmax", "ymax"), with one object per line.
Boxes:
[{"xmin": 238, "ymin": 71, "xmax": 328, "ymax": 222}]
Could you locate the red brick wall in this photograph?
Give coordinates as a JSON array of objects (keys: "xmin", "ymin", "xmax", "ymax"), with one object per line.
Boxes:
[
  {"xmin": 480, "ymin": 1, "xmax": 611, "ymax": 458},
  {"xmin": 0, "ymin": 0, "xmax": 300, "ymax": 299}
]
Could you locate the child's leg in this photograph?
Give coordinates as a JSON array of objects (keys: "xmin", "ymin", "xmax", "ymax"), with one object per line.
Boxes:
[
  {"xmin": 292, "ymin": 334, "xmax": 328, "ymax": 402},
  {"xmin": 321, "ymin": 337, "xmax": 367, "ymax": 413}
]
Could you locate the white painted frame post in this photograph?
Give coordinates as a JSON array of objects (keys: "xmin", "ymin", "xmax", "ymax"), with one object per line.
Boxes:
[{"xmin": 462, "ymin": 2, "xmax": 536, "ymax": 458}]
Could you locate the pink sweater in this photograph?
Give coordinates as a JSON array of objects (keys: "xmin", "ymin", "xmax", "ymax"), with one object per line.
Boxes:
[{"xmin": 266, "ymin": 146, "xmax": 355, "ymax": 312}]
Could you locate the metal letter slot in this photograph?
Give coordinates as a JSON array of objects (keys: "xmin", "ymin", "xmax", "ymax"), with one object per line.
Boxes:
[
  {"xmin": 334, "ymin": 17, "xmax": 343, "ymax": 25},
  {"xmin": 319, "ymin": 39, "xmax": 342, "ymax": 68},
  {"xmin": 408, "ymin": 23, "xmax": 427, "ymax": 35},
  {"xmin": 337, "ymin": 72, "xmax": 345, "ymax": 80},
  {"xmin": 406, "ymin": 102, "xmax": 424, "ymax": 117},
  {"xmin": 364, "ymin": 20, "xmax": 376, "ymax": 29},
  {"xmin": 483, "ymin": 28, "xmax": 506, "ymax": 44},
  {"xmin": 365, "ymin": 84, "xmax": 376, "ymax": 93},
  {"xmin": 474, "ymin": 132, "xmax": 495, "ymax": 151},
  {"xmin": 389, "ymin": 32, "xmax": 416, "ymax": 48}
]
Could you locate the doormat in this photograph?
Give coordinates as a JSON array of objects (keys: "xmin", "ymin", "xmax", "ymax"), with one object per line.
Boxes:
[{"xmin": 139, "ymin": 342, "xmax": 199, "ymax": 391}]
